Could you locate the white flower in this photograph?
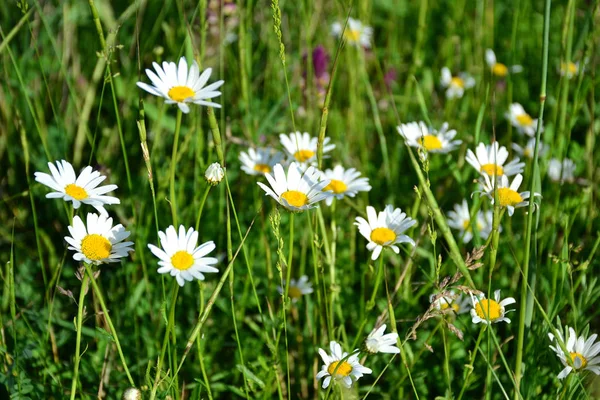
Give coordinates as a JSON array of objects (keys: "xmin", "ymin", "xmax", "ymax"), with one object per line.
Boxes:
[
  {"xmin": 65, "ymin": 213, "xmax": 133, "ymax": 265},
  {"xmin": 205, "ymin": 162, "xmax": 224, "ymax": 185},
  {"xmin": 331, "ymin": 18, "xmax": 373, "ymax": 48},
  {"xmin": 316, "ymin": 341, "xmax": 372, "ymax": 389},
  {"xmin": 512, "ymin": 138, "xmax": 546, "ymax": 159},
  {"xmin": 397, "ymin": 121, "xmax": 462, "ymax": 154},
  {"xmin": 279, "ymin": 132, "xmax": 335, "ymax": 169},
  {"xmin": 34, "ymin": 160, "xmax": 120, "ymax": 215},
  {"xmin": 485, "ymin": 49, "xmax": 523, "ymax": 77},
  {"xmin": 238, "ymin": 147, "xmax": 284, "ymax": 176},
  {"xmin": 559, "ymin": 61, "xmax": 579, "ymax": 79},
  {"xmin": 478, "ymin": 173, "xmax": 540, "ymax": 217},
  {"xmin": 365, "ymin": 324, "xmax": 400, "ymax": 354},
  {"xmin": 137, "ymin": 57, "xmax": 224, "ymax": 113},
  {"xmin": 466, "ymin": 142, "xmax": 524, "ymax": 178},
  {"xmin": 320, "ymin": 165, "xmax": 371, "ymax": 206},
  {"xmin": 440, "ymin": 67, "xmax": 475, "ymax": 99},
  {"xmin": 122, "ymin": 388, "xmax": 142, "ymax": 400},
  {"xmin": 277, "ymin": 275, "xmax": 313, "ymax": 302},
  {"xmin": 447, "ymin": 200, "xmax": 495, "ymax": 243},
  {"xmin": 256, "ymin": 162, "xmax": 332, "ymax": 212},
  {"xmin": 469, "ymin": 289, "xmax": 516, "ymax": 324},
  {"xmin": 147, "ymin": 225, "xmax": 218, "ymax": 287},
  {"xmin": 355, "ymin": 205, "xmax": 416, "ymax": 261},
  {"xmin": 547, "ymin": 158, "xmax": 576, "ymax": 184},
  {"xmin": 430, "ymin": 290, "xmax": 471, "ymax": 315},
  {"xmin": 505, "ymin": 103, "xmax": 543, "ymax": 137},
  {"xmin": 548, "ymin": 326, "xmax": 600, "ymax": 379}
]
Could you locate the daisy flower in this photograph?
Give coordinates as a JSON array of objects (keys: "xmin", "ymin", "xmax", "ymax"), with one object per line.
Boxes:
[
  {"xmin": 136, "ymin": 57, "xmax": 224, "ymax": 113},
  {"xmin": 485, "ymin": 49, "xmax": 523, "ymax": 77},
  {"xmin": 277, "ymin": 275, "xmax": 313, "ymax": 302},
  {"xmin": 466, "ymin": 142, "xmax": 524, "ymax": 178},
  {"xmin": 560, "ymin": 61, "xmax": 579, "ymax": 79},
  {"xmin": 331, "ymin": 18, "xmax": 373, "ymax": 48},
  {"xmin": 355, "ymin": 205, "xmax": 416, "ymax": 261},
  {"xmin": 316, "ymin": 341, "xmax": 372, "ymax": 389},
  {"xmin": 431, "ymin": 290, "xmax": 472, "ymax": 315},
  {"xmin": 479, "ymin": 173, "xmax": 540, "ymax": 216},
  {"xmin": 65, "ymin": 213, "xmax": 133, "ymax": 265},
  {"xmin": 238, "ymin": 147, "xmax": 283, "ymax": 176},
  {"xmin": 364, "ymin": 324, "xmax": 400, "ymax": 354},
  {"xmin": 548, "ymin": 158, "xmax": 576, "ymax": 184},
  {"xmin": 440, "ymin": 67, "xmax": 476, "ymax": 99},
  {"xmin": 320, "ymin": 165, "xmax": 371, "ymax": 206},
  {"xmin": 147, "ymin": 225, "xmax": 218, "ymax": 287},
  {"xmin": 397, "ymin": 121, "xmax": 462, "ymax": 154},
  {"xmin": 279, "ymin": 132, "xmax": 335, "ymax": 168},
  {"xmin": 205, "ymin": 162, "xmax": 224, "ymax": 185},
  {"xmin": 256, "ymin": 162, "xmax": 332, "ymax": 212},
  {"xmin": 506, "ymin": 103, "xmax": 543, "ymax": 137},
  {"xmin": 548, "ymin": 326, "xmax": 600, "ymax": 379},
  {"xmin": 469, "ymin": 289, "xmax": 516, "ymax": 324},
  {"xmin": 34, "ymin": 160, "xmax": 120, "ymax": 215},
  {"xmin": 512, "ymin": 138, "xmax": 546, "ymax": 159},
  {"xmin": 447, "ymin": 200, "xmax": 495, "ymax": 243}
]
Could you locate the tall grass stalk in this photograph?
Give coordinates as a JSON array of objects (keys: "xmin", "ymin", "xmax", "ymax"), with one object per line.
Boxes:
[
  {"xmin": 169, "ymin": 109, "xmax": 183, "ymax": 226},
  {"xmin": 514, "ymin": 0, "xmax": 551, "ymax": 394},
  {"xmin": 69, "ymin": 271, "xmax": 89, "ymax": 400}
]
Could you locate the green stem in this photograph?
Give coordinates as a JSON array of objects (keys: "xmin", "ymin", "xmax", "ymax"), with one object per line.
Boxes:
[
  {"xmin": 69, "ymin": 271, "xmax": 89, "ymax": 400},
  {"xmin": 84, "ymin": 264, "xmax": 134, "ymax": 385},
  {"xmin": 367, "ymin": 255, "xmax": 385, "ymax": 310},
  {"xmin": 207, "ymin": 107, "xmax": 224, "ymax": 165},
  {"xmin": 457, "ymin": 326, "xmax": 486, "ymax": 400},
  {"xmin": 170, "ymin": 109, "xmax": 183, "ymax": 227},
  {"xmin": 282, "ymin": 212, "xmax": 294, "ymax": 399},
  {"xmin": 514, "ymin": 0, "xmax": 551, "ymax": 395},
  {"xmin": 149, "ymin": 282, "xmax": 180, "ymax": 400},
  {"xmin": 195, "ymin": 185, "xmax": 212, "ymax": 231}
]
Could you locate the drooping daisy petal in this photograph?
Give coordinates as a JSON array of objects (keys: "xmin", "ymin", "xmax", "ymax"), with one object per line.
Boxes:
[
  {"xmin": 548, "ymin": 325, "xmax": 600, "ymax": 379},
  {"xmin": 239, "ymin": 147, "xmax": 284, "ymax": 176},
  {"xmin": 466, "ymin": 142, "xmax": 524, "ymax": 178},
  {"xmin": 397, "ymin": 121, "xmax": 462, "ymax": 155},
  {"xmin": 505, "ymin": 103, "xmax": 543, "ymax": 137},
  {"xmin": 440, "ymin": 67, "xmax": 475, "ymax": 99},
  {"xmin": 279, "ymin": 132, "xmax": 335, "ymax": 169},
  {"xmin": 331, "ymin": 18, "xmax": 373, "ymax": 48},
  {"xmin": 364, "ymin": 324, "xmax": 400, "ymax": 354},
  {"xmin": 547, "ymin": 158, "xmax": 576, "ymax": 184},
  {"xmin": 320, "ymin": 165, "xmax": 371, "ymax": 206},
  {"xmin": 35, "ymin": 160, "xmax": 120, "ymax": 215},
  {"xmin": 469, "ymin": 289, "xmax": 515, "ymax": 324},
  {"xmin": 277, "ymin": 275, "xmax": 313, "ymax": 303}
]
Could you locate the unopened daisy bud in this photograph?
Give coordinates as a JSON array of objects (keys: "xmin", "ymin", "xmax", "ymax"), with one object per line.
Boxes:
[
  {"xmin": 122, "ymin": 387, "xmax": 142, "ymax": 400},
  {"xmin": 205, "ymin": 162, "xmax": 224, "ymax": 185}
]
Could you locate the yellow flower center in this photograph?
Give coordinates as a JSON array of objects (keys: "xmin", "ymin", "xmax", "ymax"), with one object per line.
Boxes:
[
  {"xmin": 516, "ymin": 113, "xmax": 533, "ymax": 127},
  {"xmin": 65, "ymin": 184, "xmax": 88, "ymax": 201},
  {"xmin": 462, "ymin": 220, "xmax": 471, "ymax": 230},
  {"xmin": 288, "ymin": 286, "xmax": 303, "ymax": 299},
  {"xmin": 253, "ymin": 163, "xmax": 271, "ymax": 174},
  {"xmin": 497, "ymin": 188, "xmax": 523, "ymax": 207},
  {"xmin": 81, "ymin": 234, "xmax": 112, "ymax": 261},
  {"xmin": 280, "ymin": 190, "xmax": 309, "ymax": 208},
  {"xmin": 327, "ymin": 361, "xmax": 353, "ymax": 377},
  {"xmin": 570, "ymin": 352, "xmax": 588, "ymax": 369},
  {"xmin": 475, "ymin": 299, "xmax": 502, "ymax": 321},
  {"xmin": 561, "ymin": 62, "xmax": 577, "ymax": 75},
  {"xmin": 492, "ymin": 63, "xmax": 508, "ymax": 77},
  {"xmin": 440, "ymin": 301, "xmax": 460, "ymax": 313},
  {"xmin": 418, "ymin": 135, "xmax": 443, "ymax": 151},
  {"xmin": 324, "ymin": 179, "xmax": 348, "ymax": 194},
  {"xmin": 450, "ymin": 76, "xmax": 465, "ymax": 88},
  {"xmin": 344, "ymin": 29, "xmax": 361, "ymax": 42},
  {"xmin": 171, "ymin": 250, "xmax": 194, "ymax": 270},
  {"xmin": 523, "ymin": 148, "xmax": 532, "ymax": 158},
  {"xmin": 370, "ymin": 227, "xmax": 396, "ymax": 245},
  {"xmin": 168, "ymin": 86, "xmax": 195, "ymax": 102},
  {"xmin": 480, "ymin": 163, "xmax": 504, "ymax": 177},
  {"xmin": 293, "ymin": 149, "xmax": 315, "ymax": 162}
]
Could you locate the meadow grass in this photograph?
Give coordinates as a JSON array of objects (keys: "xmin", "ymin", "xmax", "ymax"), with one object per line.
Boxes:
[{"xmin": 1, "ymin": 0, "xmax": 600, "ymax": 399}]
